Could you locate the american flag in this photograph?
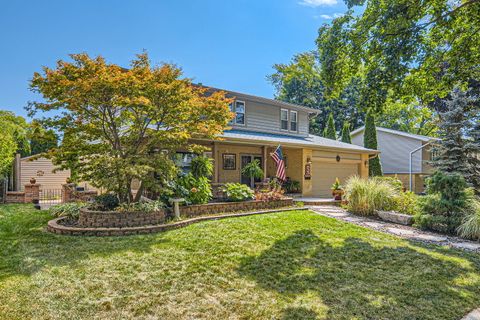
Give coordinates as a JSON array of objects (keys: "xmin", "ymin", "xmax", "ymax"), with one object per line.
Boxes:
[{"xmin": 270, "ymin": 145, "xmax": 286, "ymax": 181}]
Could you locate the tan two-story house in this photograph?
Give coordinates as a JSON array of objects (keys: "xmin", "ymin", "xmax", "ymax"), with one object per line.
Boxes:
[{"xmin": 176, "ymin": 87, "xmax": 379, "ymax": 198}]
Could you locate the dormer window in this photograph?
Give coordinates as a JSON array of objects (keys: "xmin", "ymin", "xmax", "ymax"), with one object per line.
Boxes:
[
  {"xmin": 290, "ymin": 110, "xmax": 298, "ymax": 132},
  {"xmin": 230, "ymin": 100, "xmax": 245, "ymax": 125},
  {"xmin": 281, "ymin": 109, "xmax": 288, "ymax": 130}
]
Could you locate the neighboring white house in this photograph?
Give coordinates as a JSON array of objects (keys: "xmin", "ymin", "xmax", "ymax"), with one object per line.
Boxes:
[
  {"xmin": 350, "ymin": 127, "xmax": 439, "ymax": 193},
  {"xmin": 14, "ymin": 155, "xmax": 95, "ymax": 191}
]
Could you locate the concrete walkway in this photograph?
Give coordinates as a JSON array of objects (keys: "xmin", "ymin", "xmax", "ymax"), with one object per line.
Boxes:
[
  {"xmin": 463, "ymin": 309, "xmax": 480, "ymax": 320},
  {"xmin": 310, "ymin": 206, "xmax": 480, "ymax": 253}
]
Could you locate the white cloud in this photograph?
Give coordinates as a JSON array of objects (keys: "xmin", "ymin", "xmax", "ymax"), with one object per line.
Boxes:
[
  {"xmin": 314, "ymin": 12, "xmax": 344, "ymax": 19},
  {"xmin": 319, "ymin": 14, "xmax": 333, "ymax": 19},
  {"xmin": 299, "ymin": 0, "xmax": 338, "ymax": 7}
]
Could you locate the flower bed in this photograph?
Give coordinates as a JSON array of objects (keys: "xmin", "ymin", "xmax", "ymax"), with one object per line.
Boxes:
[
  {"xmin": 179, "ymin": 198, "xmax": 293, "ymax": 218},
  {"xmin": 47, "ymin": 198, "xmax": 295, "ymax": 236},
  {"xmin": 78, "ymin": 208, "xmax": 167, "ymax": 228}
]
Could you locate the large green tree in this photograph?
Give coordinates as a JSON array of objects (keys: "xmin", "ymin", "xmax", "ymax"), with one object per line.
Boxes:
[
  {"xmin": 341, "ymin": 121, "xmax": 352, "ymax": 143},
  {"xmin": 29, "ymin": 121, "xmax": 58, "ymax": 155},
  {"xmin": 316, "ymin": 0, "xmax": 480, "ymax": 112},
  {"xmin": 0, "ymin": 111, "xmax": 30, "ymax": 157},
  {"xmin": 323, "ymin": 113, "xmax": 337, "ymax": 140},
  {"xmin": 364, "ymin": 112, "xmax": 383, "ymax": 176},
  {"xmin": 29, "ymin": 53, "xmax": 232, "ymax": 203},
  {"xmin": 269, "ymin": 52, "xmax": 364, "ymax": 135},
  {"xmin": 432, "ymin": 88, "xmax": 480, "ymax": 192}
]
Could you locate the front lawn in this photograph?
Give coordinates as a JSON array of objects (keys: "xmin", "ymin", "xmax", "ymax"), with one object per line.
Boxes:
[{"xmin": 1, "ymin": 204, "xmax": 480, "ymax": 319}]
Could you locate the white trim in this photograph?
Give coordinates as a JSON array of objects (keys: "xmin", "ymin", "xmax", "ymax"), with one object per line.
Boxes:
[{"xmin": 232, "ymin": 100, "xmax": 246, "ymax": 126}]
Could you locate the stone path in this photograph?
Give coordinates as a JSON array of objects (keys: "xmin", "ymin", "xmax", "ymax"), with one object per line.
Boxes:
[
  {"xmin": 462, "ymin": 308, "xmax": 480, "ymax": 320},
  {"xmin": 310, "ymin": 206, "xmax": 480, "ymax": 253}
]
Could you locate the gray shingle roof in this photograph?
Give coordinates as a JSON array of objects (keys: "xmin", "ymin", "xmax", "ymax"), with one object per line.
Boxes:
[{"xmin": 220, "ymin": 130, "xmax": 378, "ymax": 153}]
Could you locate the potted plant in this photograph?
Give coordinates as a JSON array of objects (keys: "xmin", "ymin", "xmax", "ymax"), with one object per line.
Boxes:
[
  {"xmin": 30, "ymin": 177, "xmax": 36, "ymax": 184},
  {"xmin": 331, "ymin": 178, "xmax": 344, "ymax": 200},
  {"xmin": 241, "ymin": 160, "xmax": 265, "ymax": 188}
]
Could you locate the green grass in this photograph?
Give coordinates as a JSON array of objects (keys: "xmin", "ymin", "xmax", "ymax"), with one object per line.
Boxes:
[{"xmin": 1, "ymin": 204, "xmax": 480, "ymax": 320}]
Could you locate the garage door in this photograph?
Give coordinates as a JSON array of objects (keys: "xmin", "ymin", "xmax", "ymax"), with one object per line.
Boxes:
[{"xmin": 311, "ymin": 161, "xmax": 359, "ymax": 197}]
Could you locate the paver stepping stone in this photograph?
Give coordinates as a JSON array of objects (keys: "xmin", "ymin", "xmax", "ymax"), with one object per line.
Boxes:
[
  {"xmin": 364, "ymin": 222, "xmax": 385, "ymax": 228},
  {"xmin": 344, "ymin": 217, "xmax": 363, "ymax": 222},
  {"xmin": 387, "ymin": 227, "xmax": 416, "ymax": 236},
  {"xmin": 451, "ymin": 242, "xmax": 480, "ymax": 251},
  {"xmin": 462, "ymin": 308, "xmax": 480, "ymax": 320},
  {"xmin": 413, "ymin": 234, "xmax": 448, "ymax": 242},
  {"xmin": 326, "ymin": 211, "xmax": 349, "ymax": 217}
]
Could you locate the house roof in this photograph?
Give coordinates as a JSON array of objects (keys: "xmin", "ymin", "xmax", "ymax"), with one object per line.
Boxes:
[
  {"xmin": 350, "ymin": 126, "xmax": 439, "ymax": 142},
  {"xmin": 219, "ymin": 129, "xmax": 379, "ymax": 154},
  {"xmin": 198, "ymin": 84, "xmax": 320, "ymax": 114}
]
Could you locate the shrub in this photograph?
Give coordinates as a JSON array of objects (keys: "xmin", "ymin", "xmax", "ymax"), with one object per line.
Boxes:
[
  {"xmin": 457, "ymin": 200, "xmax": 480, "ymax": 241},
  {"xmin": 373, "ymin": 176, "xmax": 403, "ymax": 192},
  {"xmin": 344, "ymin": 176, "xmax": 398, "ymax": 216},
  {"xmin": 255, "ymin": 190, "xmax": 285, "ymax": 201},
  {"xmin": 191, "ymin": 156, "xmax": 213, "ymax": 179},
  {"xmin": 92, "ymin": 193, "xmax": 119, "ymax": 211},
  {"xmin": 49, "ymin": 202, "xmax": 88, "ymax": 220},
  {"xmin": 221, "ymin": 183, "xmax": 255, "ymax": 202},
  {"xmin": 284, "ymin": 179, "xmax": 301, "ymax": 193},
  {"xmin": 177, "ymin": 173, "xmax": 212, "ymax": 205},
  {"xmin": 414, "ymin": 172, "xmax": 470, "ymax": 234},
  {"xmin": 116, "ymin": 200, "xmax": 165, "ymax": 212},
  {"xmin": 241, "ymin": 159, "xmax": 264, "ymax": 180},
  {"xmin": 393, "ymin": 191, "xmax": 420, "ymax": 216}
]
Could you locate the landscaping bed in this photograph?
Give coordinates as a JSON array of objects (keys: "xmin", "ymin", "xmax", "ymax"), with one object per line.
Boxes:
[
  {"xmin": 48, "ymin": 198, "xmax": 295, "ymax": 236},
  {"xmin": 48, "ymin": 206, "xmax": 304, "ymax": 236}
]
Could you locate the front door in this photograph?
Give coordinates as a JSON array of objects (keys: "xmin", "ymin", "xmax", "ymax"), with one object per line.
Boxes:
[{"xmin": 240, "ymin": 155, "xmax": 263, "ymax": 188}]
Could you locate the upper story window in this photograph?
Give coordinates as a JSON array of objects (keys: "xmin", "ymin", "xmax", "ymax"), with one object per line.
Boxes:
[
  {"xmin": 281, "ymin": 109, "xmax": 289, "ymax": 130},
  {"xmin": 230, "ymin": 100, "xmax": 245, "ymax": 125},
  {"xmin": 290, "ymin": 111, "xmax": 298, "ymax": 132}
]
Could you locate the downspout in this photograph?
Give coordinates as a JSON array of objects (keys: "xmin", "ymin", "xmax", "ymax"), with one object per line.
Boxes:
[{"xmin": 409, "ymin": 141, "xmax": 433, "ymax": 192}]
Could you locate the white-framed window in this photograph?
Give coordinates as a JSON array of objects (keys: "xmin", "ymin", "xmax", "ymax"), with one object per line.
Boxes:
[
  {"xmin": 290, "ymin": 110, "xmax": 298, "ymax": 132},
  {"xmin": 281, "ymin": 109, "xmax": 289, "ymax": 130},
  {"xmin": 230, "ymin": 100, "xmax": 246, "ymax": 125}
]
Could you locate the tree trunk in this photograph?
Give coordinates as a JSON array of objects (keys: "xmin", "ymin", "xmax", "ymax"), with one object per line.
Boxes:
[{"xmin": 133, "ymin": 180, "xmax": 144, "ymax": 202}]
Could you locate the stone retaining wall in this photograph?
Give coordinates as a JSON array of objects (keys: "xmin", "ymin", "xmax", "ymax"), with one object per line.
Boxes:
[
  {"xmin": 179, "ymin": 198, "xmax": 293, "ymax": 218},
  {"xmin": 78, "ymin": 208, "xmax": 167, "ymax": 228},
  {"xmin": 5, "ymin": 191, "xmax": 26, "ymax": 203},
  {"xmin": 47, "ymin": 207, "xmax": 307, "ymax": 236}
]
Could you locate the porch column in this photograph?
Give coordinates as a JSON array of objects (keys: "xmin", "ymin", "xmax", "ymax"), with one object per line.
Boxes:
[
  {"xmin": 212, "ymin": 142, "xmax": 219, "ymax": 183},
  {"xmin": 262, "ymin": 146, "xmax": 268, "ymax": 180},
  {"xmin": 359, "ymin": 154, "xmax": 369, "ymax": 178}
]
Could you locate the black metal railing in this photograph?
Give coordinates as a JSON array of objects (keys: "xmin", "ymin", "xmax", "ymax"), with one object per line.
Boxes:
[{"xmin": 39, "ymin": 189, "xmax": 63, "ymax": 205}]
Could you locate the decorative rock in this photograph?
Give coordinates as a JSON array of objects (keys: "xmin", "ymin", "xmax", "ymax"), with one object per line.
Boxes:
[{"xmin": 377, "ymin": 210, "xmax": 413, "ymax": 225}]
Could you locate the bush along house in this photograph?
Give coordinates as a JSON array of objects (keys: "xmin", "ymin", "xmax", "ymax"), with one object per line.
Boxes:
[{"xmin": 174, "ymin": 86, "xmax": 379, "ymax": 198}]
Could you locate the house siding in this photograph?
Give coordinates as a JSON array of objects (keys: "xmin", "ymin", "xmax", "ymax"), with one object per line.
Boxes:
[
  {"xmin": 229, "ymin": 94, "xmax": 310, "ymax": 137},
  {"xmin": 20, "ymin": 157, "xmax": 70, "ymax": 190},
  {"xmin": 352, "ymin": 130, "xmax": 423, "ymax": 174}
]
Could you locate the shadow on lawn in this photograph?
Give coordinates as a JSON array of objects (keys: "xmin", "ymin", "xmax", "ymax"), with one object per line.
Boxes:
[
  {"xmin": 238, "ymin": 229, "xmax": 480, "ymax": 320},
  {"xmin": 0, "ymin": 207, "xmax": 169, "ymax": 281}
]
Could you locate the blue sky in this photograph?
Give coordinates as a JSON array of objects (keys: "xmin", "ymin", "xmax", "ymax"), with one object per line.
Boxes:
[{"xmin": 0, "ymin": 0, "xmax": 348, "ymax": 118}]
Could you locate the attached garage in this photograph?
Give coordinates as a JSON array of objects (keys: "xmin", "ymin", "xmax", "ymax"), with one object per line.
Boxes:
[{"xmin": 311, "ymin": 161, "xmax": 359, "ymax": 197}]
